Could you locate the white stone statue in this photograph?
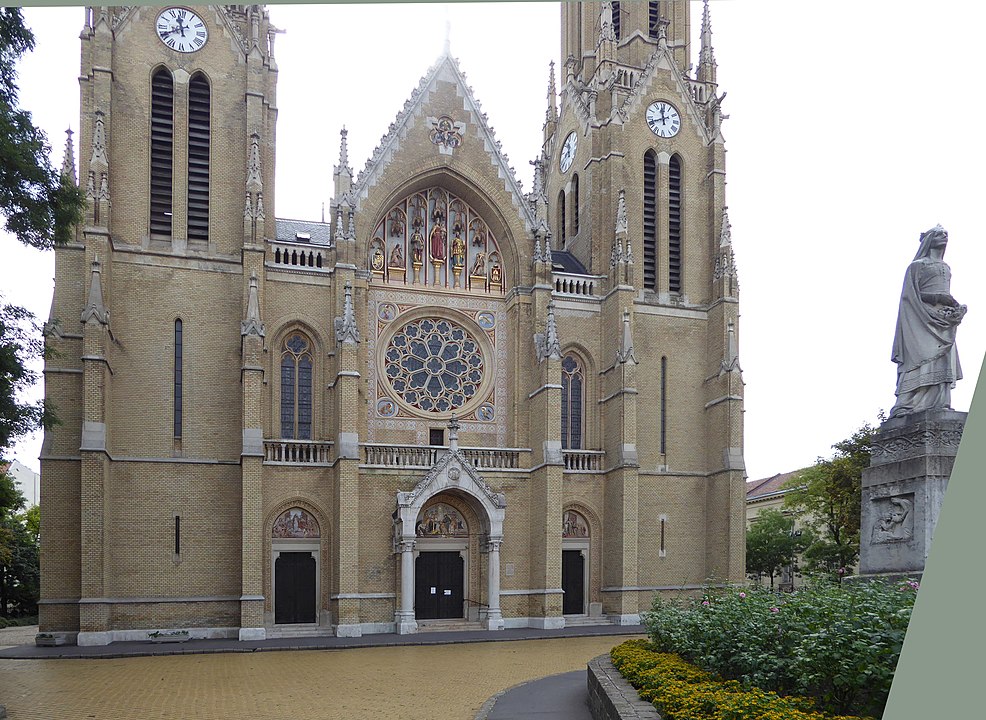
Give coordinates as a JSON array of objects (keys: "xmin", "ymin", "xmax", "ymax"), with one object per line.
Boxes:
[{"xmin": 889, "ymin": 225, "xmax": 967, "ymax": 418}]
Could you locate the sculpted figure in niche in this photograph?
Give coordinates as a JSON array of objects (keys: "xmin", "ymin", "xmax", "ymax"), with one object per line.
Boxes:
[
  {"xmin": 430, "ymin": 213, "xmax": 447, "ymax": 261},
  {"xmin": 389, "ymin": 242, "xmax": 404, "ymax": 268},
  {"xmin": 471, "ymin": 252, "xmax": 486, "ymax": 276},
  {"xmin": 451, "ymin": 233, "xmax": 466, "ymax": 268},
  {"xmin": 889, "ymin": 225, "xmax": 967, "ymax": 418},
  {"xmin": 871, "ymin": 497, "xmax": 913, "ymax": 544},
  {"xmin": 410, "ymin": 224, "xmax": 424, "ymax": 265}
]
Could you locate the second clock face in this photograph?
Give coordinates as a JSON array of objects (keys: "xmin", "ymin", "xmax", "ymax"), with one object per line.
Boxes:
[
  {"xmin": 646, "ymin": 101, "xmax": 681, "ymax": 138},
  {"xmin": 156, "ymin": 7, "xmax": 209, "ymax": 53},
  {"xmin": 560, "ymin": 131, "xmax": 578, "ymax": 172}
]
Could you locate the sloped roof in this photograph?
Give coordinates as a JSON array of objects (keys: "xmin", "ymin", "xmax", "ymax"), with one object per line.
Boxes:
[
  {"xmin": 275, "ymin": 218, "xmax": 332, "ymax": 245},
  {"xmin": 550, "ymin": 250, "xmax": 588, "ymax": 275},
  {"xmin": 746, "ymin": 469, "xmax": 806, "ymax": 502}
]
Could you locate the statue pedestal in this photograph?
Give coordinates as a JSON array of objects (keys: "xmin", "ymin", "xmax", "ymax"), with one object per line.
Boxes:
[{"xmin": 858, "ymin": 409, "xmax": 966, "ymax": 579}]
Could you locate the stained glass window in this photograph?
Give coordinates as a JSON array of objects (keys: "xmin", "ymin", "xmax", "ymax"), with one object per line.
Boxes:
[
  {"xmin": 561, "ymin": 354, "xmax": 584, "ymax": 449},
  {"xmin": 281, "ymin": 333, "xmax": 313, "ymax": 439},
  {"xmin": 384, "ymin": 317, "xmax": 484, "ymax": 414}
]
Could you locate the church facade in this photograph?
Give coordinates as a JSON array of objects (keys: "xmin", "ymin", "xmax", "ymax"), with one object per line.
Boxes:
[{"xmin": 40, "ymin": 2, "xmax": 745, "ymax": 645}]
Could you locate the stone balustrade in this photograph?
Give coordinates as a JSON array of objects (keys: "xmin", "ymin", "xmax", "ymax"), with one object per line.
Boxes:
[
  {"xmin": 563, "ymin": 450, "xmax": 605, "ymax": 472},
  {"xmin": 264, "ymin": 439, "xmax": 334, "ymax": 465},
  {"xmin": 362, "ymin": 444, "xmax": 524, "ymax": 470},
  {"xmin": 267, "ymin": 241, "xmax": 329, "ymax": 271},
  {"xmin": 553, "ymin": 272, "xmax": 601, "ymax": 297}
]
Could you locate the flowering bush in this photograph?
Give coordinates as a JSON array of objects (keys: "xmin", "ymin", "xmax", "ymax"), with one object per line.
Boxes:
[
  {"xmin": 611, "ymin": 640, "xmax": 868, "ymax": 720},
  {"xmin": 642, "ymin": 580, "xmax": 917, "ymax": 718}
]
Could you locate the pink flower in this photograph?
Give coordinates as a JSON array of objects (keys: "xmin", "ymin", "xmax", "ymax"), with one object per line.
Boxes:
[
  {"xmin": 739, "ymin": 592, "xmax": 747, "ymax": 599},
  {"xmin": 837, "ymin": 567, "xmax": 846, "ymax": 575},
  {"xmin": 770, "ymin": 607, "xmax": 779, "ymax": 613},
  {"xmin": 702, "ymin": 600, "xmax": 710, "ymax": 606}
]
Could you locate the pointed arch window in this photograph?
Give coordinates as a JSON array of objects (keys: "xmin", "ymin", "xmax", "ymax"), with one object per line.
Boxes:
[
  {"xmin": 668, "ymin": 154, "xmax": 683, "ymax": 293},
  {"xmin": 571, "ymin": 174, "xmax": 580, "ymax": 237},
  {"xmin": 187, "ymin": 72, "xmax": 211, "ymax": 243},
  {"xmin": 561, "ymin": 354, "xmax": 584, "ymax": 450},
  {"xmin": 643, "ymin": 150, "xmax": 657, "ymax": 291},
  {"xmin": 150, "ymin": 68, "xmax": 174, "ymax": 238},
  {"xmin": 280, "ymin": 333, "xmax": 313, "ymax": 440},
  {"xmin": 557, "ymin": 189, "xmax": 567, "ymax": 249}
]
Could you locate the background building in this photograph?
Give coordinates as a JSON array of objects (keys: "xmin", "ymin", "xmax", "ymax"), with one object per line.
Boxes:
[{"xmin": 40, "ymin": 2, "xmax": 745, "ymax": 645}]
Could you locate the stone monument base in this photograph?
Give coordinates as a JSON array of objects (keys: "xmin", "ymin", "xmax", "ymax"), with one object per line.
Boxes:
[{"xmin": 858, "ymin": 408, "xmax": 965, "ymax": 578}]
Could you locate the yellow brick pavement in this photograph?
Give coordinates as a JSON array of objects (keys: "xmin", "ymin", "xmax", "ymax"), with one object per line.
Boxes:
[{"xmin": 0, "ymin": 634, "xmax": 638, "ymax": 720}]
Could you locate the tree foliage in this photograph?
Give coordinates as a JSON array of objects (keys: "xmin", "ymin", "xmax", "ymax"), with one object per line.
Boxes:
[
  {"xmin": 1, "ymin": 7, "xmax": 84, "ymax": 250},
  {"xmin": 0, "ymin": 470, "xmax": 37, "ymax": 617},
  {"xmin": 746, "ymin": 508, "xmax": 811, "ymax": 589},
  {"xmin": 783, "ymin": 422, "xmax": 876, "ymax": 575}
]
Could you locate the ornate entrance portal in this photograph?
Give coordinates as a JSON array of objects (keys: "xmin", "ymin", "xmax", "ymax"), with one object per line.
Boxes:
[{"xmin": 414, "ymin": 551, "xmax": 465, "ymax": 619}]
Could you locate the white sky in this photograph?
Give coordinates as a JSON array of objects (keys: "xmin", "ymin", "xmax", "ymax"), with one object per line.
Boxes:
[{"xmin": 2, "ymin": 2, "xmax": 984, "ymax": 483}]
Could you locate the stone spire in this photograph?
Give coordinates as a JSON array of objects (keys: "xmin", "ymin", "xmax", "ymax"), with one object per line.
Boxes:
[
  {"xmin": 598, "ymin": 1, "xmax": 617, "ymax": 63},
  {"xmin": 81, "ymin": 255, "xmax": 109, "ymax": 326},
  {"xmin": 713, "ymin": 207, "xmax": 738, "ymax": 295},
  {"xmin": 697, "ymin": 0, "xmax": 717, "ymax": 85},
  {"xmin": 241, "ymin": 272, "xmax": 265, "ymax": 337},
  {"xmin": 61, "ymin": 128, "xmax": 76, "ymax": 184},
  {"xmin": 334, "ymin": 282, "xmax": 360, "ymax": 345},
  {"xmin": 616, "ymin": 309, "xmax": 638, "ymax": 365}
]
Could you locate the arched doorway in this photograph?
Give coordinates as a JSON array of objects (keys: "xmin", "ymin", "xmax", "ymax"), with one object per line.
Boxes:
[
  {"xmin": 271, "ymin": 507, "xmax": 320, "ymax": 625},
  {"xmin": 413, "ymin": 500, "xmax": 469, "ymax": 620},
  {"xmin": 562, "ymin": 509, "xmax": 590, "ymax": 615}
]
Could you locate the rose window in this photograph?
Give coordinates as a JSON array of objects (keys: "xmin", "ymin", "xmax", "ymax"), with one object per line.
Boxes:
[{"xmin": 384, "ymin": 317, "xmax": 484, "ymax": 414}]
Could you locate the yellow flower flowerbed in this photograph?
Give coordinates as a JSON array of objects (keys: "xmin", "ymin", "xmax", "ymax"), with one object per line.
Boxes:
[{"xmin": 610, "ymin": 640, "xmax": 872, "ymax": 720}]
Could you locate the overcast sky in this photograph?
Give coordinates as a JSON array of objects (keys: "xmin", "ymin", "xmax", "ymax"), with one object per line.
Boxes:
[{"xmin": 2, "ymin": 2, "xmax": 984, "ymax": 483}]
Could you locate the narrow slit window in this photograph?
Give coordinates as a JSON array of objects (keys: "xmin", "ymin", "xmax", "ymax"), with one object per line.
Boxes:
[
  {"xmin": 187, "ymin": 73, "xmax": 211, "ymax": 243},
  {"xmin": 174, "ymin": 319, "xmax": 183, "ymax": 440},
  {"xmin": 668, "ymin": 155, "xmax": 683, "ymax": 293},
  {"xmin": 643, "ymin": 151, "xmax": 657, "ymax": 290},
  {"xmin": 660, "ymin": 356, "xmax": 667, "ymax": 454},
  {"xmin": 150, "ymin": 68, "xmax": 174, "ymax": 238},
  {"xmin": 571, "ymin": 174, "xmax": 580, "ymax": 237},
  {"xmin": 660, "ymin": 515, "xmax": 667, "ymax": 557},
  {"xmin": 557, "ymin": 189, "xmax": 567, "ymax": 248},
  {"xmin": 174, "ymin": 515, "xmax": 181, "ymax": 555}
]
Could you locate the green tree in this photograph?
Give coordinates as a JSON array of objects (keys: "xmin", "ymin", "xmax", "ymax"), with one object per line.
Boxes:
[
  {"xmin": 1, "ymin": 7, "xmax": 84, "ymax": 250},
  {"xmin": 0, "ymin": 470, "xmax": 37, "ymax": 617},
  {"xmin": 783, "ymin": 422, "xmax": 876, "ymax": 577},
  {"xmin": 746, "ymin": 508, "xmax": 811, "ymax": 589}
]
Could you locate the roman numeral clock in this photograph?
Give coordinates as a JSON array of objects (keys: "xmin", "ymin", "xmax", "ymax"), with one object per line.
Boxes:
[{"xmin": 156, "ymin": 7, "xmax": 208, "ymax": 53}]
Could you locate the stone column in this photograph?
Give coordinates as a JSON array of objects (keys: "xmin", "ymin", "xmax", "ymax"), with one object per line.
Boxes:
[
  {"xmin": 396, "ymin": 538, "xmax": 417, "ymax": 634},
  {"xmin": 486, "ymin": 538, "xmax": 504, "ymax": 630}
]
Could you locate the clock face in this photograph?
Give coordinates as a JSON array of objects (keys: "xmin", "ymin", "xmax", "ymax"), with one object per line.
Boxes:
[
  {"xmin": 156, "ymin": 7, "xmax": 208, "ymax": 53},
  {"xmin": 646, "ymin": 101, "xmax": 681, "ymax": 138},
  {"xmin": 559, "ymin": 131, "xmax": 578, "ymax": 172}
]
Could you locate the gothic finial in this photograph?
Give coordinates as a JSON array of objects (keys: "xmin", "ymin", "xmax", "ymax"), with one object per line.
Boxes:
[
  {"xmin": 98, "ymin": 173, "xmax": 110, "ymax": 202},
  {"xmin": 535, "ymin": 302, "xmax": 562, "ymax": 362},
  {"xmin": 61, "ymin": 128, "xmax": 76, "ymax": 184},
  {"xmin": 338, "ymin": 126, "xmax": 350, "ymax": 171},
  {"xmin": 241, "ymin": 271, "xmax": 265, "ymax": 337},
  {"xmin": 544, "ymin": 239, "xmax": 553, "ymax": 266},
  {"xmin": 657, "ymin": 16, "xmax": 670, "ymax": 48},
  {"xmin": 616, "ymin": 308, "xmax": 639, "ymax": 365},
  {"xmin": 335, "ymin": 210, "xmax": 344, "ymax": 242},
  {"xmin": 719, "ymin": 207, "xmax": 732, "ymax": 248},
  {"xmin": 545, "ymin": 61, "xmax": 558, "ymax": 125},
  {"xmin": 697, "ymin": 0, "xmax": 717, "ymax": 84},
  {"xmin": 334, "ymin": 281, "xmax": 360, "ymax": 345},
  {"xmin": 244, "ymin": 192, "xmax": 253, "ymax": 221},
  {"xmin": 254, "ymin": 191, "xmax": 265, "ymax": 220},
  {"xmin": 611, "ymin": 236, "xmax": 624, "ymax": 268},
  {"xmin": 81, "ymin": 255, "xmax": 109, "ymax": 326},
  {"xmin": 347, "ymin": 210, "xmax": 356, "ymax": 241},
  {"xmin": 533, "ymin": 235, "xmax": 543, "ymax": 264},
  {"xmin": 625, "ymin": 236, "xmax": 634, "ymax": 265}
]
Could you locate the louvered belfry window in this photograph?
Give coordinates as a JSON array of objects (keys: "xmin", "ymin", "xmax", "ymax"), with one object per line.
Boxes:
[
  {"xmin": 668, "ymin": 155, "xmax": 683, "ymax": 293},
  {"xmin": 643, "ymin": 150, "xmax": 657, "ymax": 291},
  {"xmin": 571, "ymin": 174, "xmax": 580, "ymax": 236},
  {"xmin": 150, "ymin": 68, "xmax": 174, "ymax": 238},
  {"xmin": 649, "ymin": 2, "xmax": 660, "ymax": 38},
  {"xmin": 612, "ymin": 1, "xmax": 621, "ymax": 40},
  {"xmin": 558, "ymin": 189, "xmax": 567, "ymax": 248},
  {"xmin": 187, "ymin": 73, "xmax": 211, "ymax": 243}
]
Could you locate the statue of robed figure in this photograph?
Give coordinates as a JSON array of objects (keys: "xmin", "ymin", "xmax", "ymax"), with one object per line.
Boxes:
[{"xmin": 889, "ymin": 225, "xmax": 967, "ymax": 418}]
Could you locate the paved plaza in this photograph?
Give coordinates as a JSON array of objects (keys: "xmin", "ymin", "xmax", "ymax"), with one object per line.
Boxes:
[{"xmin": 0, "ymin": 628, "xmax": 637, "ymax": 719}]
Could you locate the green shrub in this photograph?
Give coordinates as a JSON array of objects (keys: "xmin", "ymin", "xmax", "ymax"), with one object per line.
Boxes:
[
  {"xmin": 642, "ymin": 580, "xmax": 918, "ymax": 718},
  {"xmin": 611, "ymin": 640, "xmax": 869, "ymax": 720}
]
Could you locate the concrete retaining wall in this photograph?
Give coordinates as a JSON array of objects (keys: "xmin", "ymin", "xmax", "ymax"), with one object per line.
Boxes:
[{"xmin": 587, "ymin": 654, "xmax": 661, "ymax": 720}]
